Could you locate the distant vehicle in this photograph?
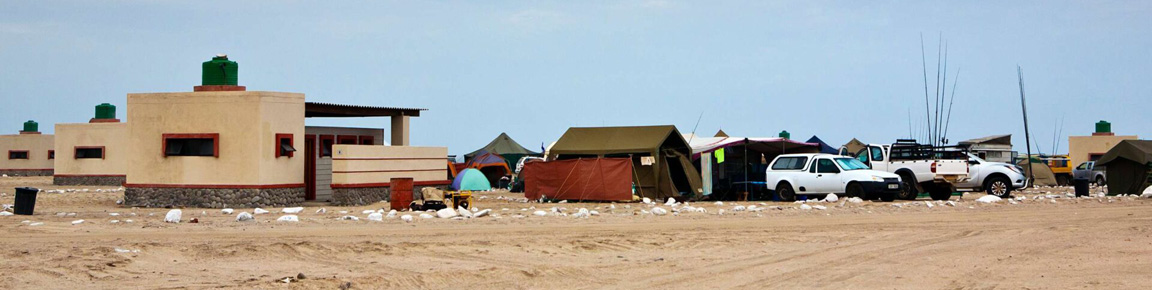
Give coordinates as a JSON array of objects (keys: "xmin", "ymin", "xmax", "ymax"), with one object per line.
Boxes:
[
  {"xmin": 846, "ymin": 140, "xmax": 971, "ymax": 201},
  {"xmin": 1072, "ymin": 161, "xmax": 1107, "ymax": 186},
  {"xmin": 765, "ymin": 153, "xmax": 902, "ymax": 202},
  {"xmin": 955, "ymin": 153, "xmax": 1027, "ymax": 197},
  {"xmin": 1040, "ymin": 155, "xmax": 1073, "ymax": 185}
]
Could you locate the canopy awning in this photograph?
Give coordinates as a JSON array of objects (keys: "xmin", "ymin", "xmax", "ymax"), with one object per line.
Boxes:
[
  {"xmin": 305, "ymin": 102, "xmax": 425, "ymax": 118},
  {"xmin": 684, "ymin": 135, "xmax": 818, "ymax": 158}
]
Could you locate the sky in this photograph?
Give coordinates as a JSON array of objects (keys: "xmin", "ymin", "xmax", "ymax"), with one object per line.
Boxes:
[{"xmin": 1, "ymin": 0, "xmax": 1149, "ymax": 158}]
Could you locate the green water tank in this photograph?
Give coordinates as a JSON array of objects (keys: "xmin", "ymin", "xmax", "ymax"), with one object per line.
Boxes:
[
  {"xmin": 95, "ymin": 103, "xmax": 116, "ymax": 119},
  {"xmin": 1095, "ymin": 120, "xmax": 1111, "ymax": 134},
  {"xmin": 22, "ymin": 120, "xmax": 37, "ymax": 132},
  {"xmin": 778, "ymin": 130, "xmax": 790, "ymax": 139},
  {"xmin": 202, "ymin": 54, "xmax": 238, "ymax": 86}
]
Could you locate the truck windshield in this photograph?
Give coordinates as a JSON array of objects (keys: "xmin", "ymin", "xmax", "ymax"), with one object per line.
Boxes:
[{"xmin": 834, "ymin": 158, "xmax": 870, "ymax": 171}]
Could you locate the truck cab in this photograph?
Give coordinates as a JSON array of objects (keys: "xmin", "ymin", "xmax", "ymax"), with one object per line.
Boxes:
[{"xmin": 1073, "ymin": 161, "xmax": 1107, "ymax": 186}]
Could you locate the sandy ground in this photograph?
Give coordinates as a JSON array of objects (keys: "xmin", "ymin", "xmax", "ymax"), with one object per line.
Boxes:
[{"xmin": 0, "ymin": 176, "xmax": 1150, "ymax": 289}]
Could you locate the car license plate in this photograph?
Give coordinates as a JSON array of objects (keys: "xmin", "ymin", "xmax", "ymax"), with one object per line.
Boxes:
[{"xmin": 887, "ymin": 184, "xmax": 899, "ymax": 189}]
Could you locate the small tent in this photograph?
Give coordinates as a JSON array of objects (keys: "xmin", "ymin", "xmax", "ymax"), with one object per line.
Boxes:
[
  {"xmin": 806, "ymin": 136, "xmax": 839, "ymax": 154},
  {"xmin": 464, "ymin": 150, "xmax": 513, "ymax": 186},
  {"xmin": 1017, "ymin": 157, "xmax": 1058, "ymax": 186},
  {"xmin": 452, "ymin": 168, "xmax": 491, "ymax": 191},
  {"xmin": 841, "ymin": 138, "xmax": 867, "ymax": 156},
  {"xmin": 465, "ymin": 133, "xmax": 541, "ymax": 170},
  {"xmin": 1095, "ymin": 140, "xmax": 1152, "ymax": 196}
]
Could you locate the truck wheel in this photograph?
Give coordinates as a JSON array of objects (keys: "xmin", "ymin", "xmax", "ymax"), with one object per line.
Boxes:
[
  {"xmin": 897, "ymin": 173, "xmax": 918, "ymax": 200},
  {"xmin": 1095, "ymin": 177, "xmax": 1105, "ymax": 187},
  {"xmin": 928, "ymin": 184, "xmax": 952, "ymax": 201},
  {"xmin": 985, "ymin": 176, "xmax": 1011, "ymax": 198},
  {"xmin": 846, "ymin": 183, "xmax": 865, "ymax": 199},
  {"xmin": 776, "ymin": 183, "xmax": 796, "ymax": 202}
]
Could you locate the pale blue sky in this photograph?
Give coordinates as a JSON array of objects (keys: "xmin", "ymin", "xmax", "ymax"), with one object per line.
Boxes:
[{"xmin": 1, "ymin": 1, "xmax": 1149, "ymax": 157}]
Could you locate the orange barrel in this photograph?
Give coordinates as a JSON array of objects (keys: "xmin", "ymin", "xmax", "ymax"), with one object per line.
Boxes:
[{"xmin": 390, "ymin": 178, "xmax": 414, "ymax": 211}]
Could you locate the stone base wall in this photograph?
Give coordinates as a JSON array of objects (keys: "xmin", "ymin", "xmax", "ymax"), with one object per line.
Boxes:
[
  {"xmin": 332, "ymin": 185, "xmax": 448, "ymax": 206},
  {"xmin": 124, "ymin": 187, "xmax": 305, "ymax": 208},
  {"xmin": 0, "ymin": 169, "xmax": 53, "ymax": 177},
  {"xmin": 53, "ymin": 175, "xmax": 126, "ymax": 186}
]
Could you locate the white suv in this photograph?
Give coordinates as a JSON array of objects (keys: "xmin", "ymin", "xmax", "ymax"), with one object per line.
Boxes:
[
  {"xmin": 765, "ymin": 153, "xmax": 903, "ymax": 202},
  {"xmin": 955, "ymin": 153, "xmax": 1027, "ymax": 197}
]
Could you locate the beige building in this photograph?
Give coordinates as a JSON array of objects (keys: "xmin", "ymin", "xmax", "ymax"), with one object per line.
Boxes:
[
  {"xmin": 53, "ymin": 105, "xmax": 129, "ymax": 186},
  {"xmin": 1067, "ymin": 121, "xmax": 1137, "ymax": 168},
  {"xmin": 329, "ymin": 144, "xmax": 449, "ymax": 205},
  {"xmin": 303, "ymin": 126, "xmax": 385, "ymax": 201},
  {"xmin": 0, "ymin": 121, "xmax": 54, "ymax": 176}
]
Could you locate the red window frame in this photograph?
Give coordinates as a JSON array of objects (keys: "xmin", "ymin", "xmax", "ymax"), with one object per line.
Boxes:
[
  {"xmin": 275, "ymin": 133, "xmax": 295, "ymax": 158},
  {"xmin": 359, "ymin": 135, "xmax": 374, "ymax": 145},
  {"xmin": 162, "ymin": 133, "xmax": 220, "ymax": 157},
  {"xmin": 48, "ymin": 150, "xmax": 55, "ymax": 160},
  {"xmin": 8, "ymin": 150, "xmax": 29, "ymax": 160},
  {"xmin": 74, "ymin": 146, "xmax": 106, "ymax": 159},
  {"xmin": 337, "ymin": 135, "xmax": 358, "ymax": 145},
  {"xmin": 320, "ymin": 135, "xmax": 335, "ymax": 157}
]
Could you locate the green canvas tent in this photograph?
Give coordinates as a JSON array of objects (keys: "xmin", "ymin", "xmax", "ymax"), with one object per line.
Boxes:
[
  {"xmin": 548, "ymin": 125, "xmax": 703, "ymax": 200},
  {"xmin": 465, "ymin": 133, "xmax": 541, "ymax": 170},
  {"xmin": 1095, "ymin": 140, "xmax": 1152, "ymax": 196}
]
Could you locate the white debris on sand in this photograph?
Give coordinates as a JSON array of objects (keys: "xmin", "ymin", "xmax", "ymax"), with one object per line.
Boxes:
[
  {"xmin": 386, "ymin": 210, "xmax": 397, "ymax": 219},
  {"xmin": 976, "ymin": 195, "xmax": 1003, "ymax": 203},
  {"xmin": 823, "ymin": 193, "xmax": 839, "ymax": 202},
  {"xmin": 277, "ymin": 215, "xmax": 299, "ymax": 222},
  {"xmin": 642, "ymin": 197, "xmax": 653, "ymax": 205},
  {"xmin": 0, "ymin": 211, "xmax": 12, "ymax": 216},
  {"xmin": 361, "ymin": 210, "xmax": 376, "ymax": 214},
  {"xmin": 401, "ymin": 215, "xmax": 414, "ymax": 222},
  {"xmin": 114, "ymin": 248, "xmax": 140, "ymax": 253},
  {"xmin": 732, "ymin": 205, "xmax": 746, "ymax": 211},
  {"xmin": 457, "ymin": 207, "xmax": 473, "ymax": 218},
  {"xmin": 437, "ymin": 208, "xmax": 458, "ymax": 219},
  {"xmin": 236, "ymin": 212, "xmax": 254, "ymax": 222},
  {"xmin": 812, "ymin": 205, "xmax": 827, "ymax": 210},
  {"xmin": 474, "ymin": 209, "xmax": 491, "ymax": 218},
  {"xmin": 800, "ymin": 204, "xmax": 813, "ymax": 210},
  {"xmin": 367, "ymin": 212, "xmax": 384, "ymax": 221},
  {"xmin": 925, "ymin": 201, "xmax": 935, "ymax": 208},
  {"xmin": 420, "ymin": 213, "xmax": 435, "ymax": 219},
  {"xmin": 847, "ymin": 197, "xmax": 864, "ymax": 204},
  {"xmin": 665, "ymin": 198, "xmax": 678, "ymax": 206},
  {"xmin": 254, "ymin": 208, "xmax": 270, "ymax": 214},
  {"xmin": 72, "ymin": 219, "xmax": 85, "ymax": 225},
  {"xmin": 221, "ymin": 208, "xmax": 234, "ymax": 215},
  {"xmin": 282, "ymin": 207, "xmax": 304, "ymax": 214},
  {"xmin": 164, "ymin": 209, "xmax": 182, "ymax": 223},
  {"xmin": 339, "ymin": 215, "xmax": 360, "ymax": 221},
  {"xmin": 946, "ymin": 201, "xmax": 958, "ymax": 207},
  {"xmin": 316, "ymin": 208, "xmax": 327, "ymax": 214},
  {"xmin": 651, "ymin": 207, "xmax": 668, "ymax": 216}
]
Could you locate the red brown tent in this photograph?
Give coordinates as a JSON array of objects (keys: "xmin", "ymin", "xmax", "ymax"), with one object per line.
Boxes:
[{"xmin": 522, "ymin": 158, "xmax": 633, "ymax": 201}]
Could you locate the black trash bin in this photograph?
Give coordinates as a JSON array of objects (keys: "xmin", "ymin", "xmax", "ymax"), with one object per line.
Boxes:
[
  {"xmin": 1073, "ymin": 178, "xmax": 1090, "ymax": 197},
  {"xmin": 14, "ymin": 187, "xmax": 39, "ymax": 215}
]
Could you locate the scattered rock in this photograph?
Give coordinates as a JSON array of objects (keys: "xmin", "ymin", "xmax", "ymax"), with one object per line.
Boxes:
[
  {"xmin": 823, "ymin": 193, "xmax": 839, "ymax": 202},
  {"xmin": 419, "ymin": 213, "xmax": 434, "ymax": 219},
  {"xmin": 236, "ymin": 212, "xmax": 254, "ymax": 222},
  {"xmin": 976, "ymin": 195, "xmax": 1002, "ymax": 203},
  {"xmin": 72, "ymin": 219, "xmax": 85, "ymax": 225},
  {"xmin": 401, "ymin": 215, "xmax": 414, "ymax": 223},
  {"xmin": 221, "ymin": 208, "xmax": 234, "ymax": 215},
  {"xmin": 164, "ymin": 209, "xmax": 182, "ymax": 223},
  {"xmin": 277, "ymin": 215, "xmax": 299, "ymax": 222},
  {"xmin": 651, "ymin": 207, "xmax": 668, "ymax": 216},
  {"xmin": 800, "ymin": 204, "xmax": 813, "ymax": 210},
  {"xmin": 437, "ymin": 208, "xmax": 458, "ymax": 219},
  {"xmin": 367, "ymin": 212, "xmax": 383, "ymax": 221},
  {"xmin": 457, "ymin": 207, "xmax": 473, "ymax": 218},
  {"xmin": 473, "ymin": 209, "xmax": 491, "ymax": 218},
  {"xmin": 533, "ymin": 210, "xmax": 548, "ymax": 217},
  {"xmin": 847, "ymin": 197, "xmax": 864, "ymax": 204},
  {"xmin": 282, "ymin": 207, "xmax": 304, "ymax": 214},
  {"xmin": 254, "ymin": 208, "xmax": 270, "ymax": 214}
]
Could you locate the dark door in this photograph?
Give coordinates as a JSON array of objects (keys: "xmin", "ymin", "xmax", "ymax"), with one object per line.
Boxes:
[{"xmin": 305, "ymin": 135, "xmax": 317, "ymax": 200}]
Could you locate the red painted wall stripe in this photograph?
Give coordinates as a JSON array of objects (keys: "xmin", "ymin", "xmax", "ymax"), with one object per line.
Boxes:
[{"xmin": 124, "ymin": 183, "xmax": 305, "ymax": 189}]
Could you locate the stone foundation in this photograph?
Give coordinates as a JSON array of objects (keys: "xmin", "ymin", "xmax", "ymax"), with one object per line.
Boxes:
[
  {"xmin": 124, "ymin": 187, "xmax": 305, "ymax": 208},
  {"xmin": 0, "ymin": 169, "xmax": 53, "ymax": 177},
  {"xmin": 53, "ymin": 175, "xmax": 126, "ymax": 186},
  {"xmin": 332, "ymin": 185, "xmax": 448, "ymax": 206}
]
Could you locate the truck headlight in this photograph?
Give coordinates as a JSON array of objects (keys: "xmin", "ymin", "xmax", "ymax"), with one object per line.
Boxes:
[{"xmin": 870, "ymin": 176, "xmax": 883, "ymax": 181}]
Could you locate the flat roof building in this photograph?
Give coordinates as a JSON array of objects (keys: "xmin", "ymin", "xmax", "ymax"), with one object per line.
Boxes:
[
  {"xmin": 1068, "ymin": 121, "xmax": 1137, "ymax": 168},
  {"xmin": 53, "ymin": 104, "xmax": 128, "ymax": 186},
  {"xmin": 0, "ymin": 121, "xmax": 54, "ymax": 176}
]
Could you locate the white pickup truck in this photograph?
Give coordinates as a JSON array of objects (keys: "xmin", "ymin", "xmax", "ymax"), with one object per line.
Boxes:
[
  {"xmin": 955, "ymin": 153, "xmax": 1027, "ymax": 197},
  {"xmin": 765, "ymin": 153, "xmax": 903, "ymax": 202},
  {"xmin": 846, "ymin": 140, "xmax": 970, "ymax": 200}
]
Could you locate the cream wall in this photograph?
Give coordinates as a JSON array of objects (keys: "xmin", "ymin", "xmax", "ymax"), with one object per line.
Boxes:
[
  {"xmin": 0, "ymin": 134, "xmax": 54, "ymax": 170},
  {"xmin": 1068, "ymin": 135, "xmax": 1137, "ymax": 167},
  {"xmin": 331, "ymin": 145, "xmax": 448, "ymax": 186},
  {"xmin": 126, "ymin": 91, "xmax": 304, "ymax": 186},
  {"xmin": 54, "ymin": 122, "xmax": 127, "ymax": 176}
]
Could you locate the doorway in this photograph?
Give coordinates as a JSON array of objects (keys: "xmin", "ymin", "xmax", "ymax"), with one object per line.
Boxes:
[{"xmin": 305, "ymin": 135, "xmax": 317, "ymax": 200}]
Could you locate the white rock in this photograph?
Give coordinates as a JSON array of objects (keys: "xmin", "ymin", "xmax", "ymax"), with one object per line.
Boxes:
[
  {"xmin": 457, "ymin": 207, "xmax": 473, "ymax": 218},
  {"xmin": 847, "ymin": 197, "xmax": 864, "ymax": 204},
  {"xmin": 589, "ymin": 210, "xmax": 600, "ymax": 216},
  {"xmin": 436, "ymin": 208, "xmax": 458, "ymax": 218},
  {"xmin": 642, "ymin": 197, "xmax": 652, "ymax": 204},
  {"xmin": 382, "ymin": 209, "xmax": 396, "ymax": 218},
  {"xmin": 28, "ymin": 222, "xmax": 43, "ymax": 226},
  {"xmin": 108, "ymin": 212, "xmax": 120, "ymax": 216},
  {"xmin": 474, "ymin": 209, "xmax": 491, "ymax": 218},
  {"xmin": 109, "ymin": 220, "xmax": 120, "ymax": 224},
  {"xmin": 572, "ymin": 211, "xmax": 589, "ymax": 218},
  {"xmin": 72, "ymin": 219, "xmax": 85, "ymax": 225},
  {"xmin": 236, "ymin": 212, "xmax": 254, "ymax": 222},
  {"xmin": 714, "ymin": 201, "xmax": 724, "ymax": 206},
  {"xmin": 665, "ymin": 197, "xmax": 678, "ymax": 206},
  {"xmin": 812, "ymin": 205, "xmax": 827, "ymax": 210},
  {"xmin": 717, "ymin": 209, "xmax": 726, "ymax": 215},
  {"xmin": 277, "ymin": 215, "xmax": 299, "ymax": 222},
  {"xmin": 976, "ymin": 195, "xmax": 1002, "ymax": 203},
  {"xmin": 401, "ymin": 215, "xmax": 414, "ymax": 222},
  {"xmin": 823, "ymin": 193, "xmax": 839, "ymax": 202},
  {"xmin": 339, "ymin": 215, "xmax": 360, "ymax": 221},
  {"xmin": 281, "ymin": 207, "xmax": 303, "ymax": 214},
  {"xmin": 800, "ymin": 204, "xmax": 813, "ymax": 210},
  {"xmin": 0, "ymin": 211, "xmax": 12, "ymax": 216},
  {"xmin": 367, "ymin": 212, "xmax": 384, "ymax": 221},
  {"xmin": 533, "ymin": 210, "xmax": 548, "ymax": 216},
  {"xmin": 361, "ymin": 210, "xmax": 376, "ymax": 214},
  {"xmin": 419, "ymin": 213, "xmax": 434, "ymax": 219},
  {"xmin": 924, "ymin": 201, "xmax": 935, "ymax": 208},
  {"xmin": 164, "ymin": 209, "xmax": 182, "ymax": 223},
  {"xmin": 732, "ymin": 205, "xmax": 746, "ymax": 211},
  {"xmin": 651, "ymin": 207, "xmax": 668, "ymax": 216},
  {"xmin": 316, "ymin": 208, "xmax": 327, "ymax": 214},
  {"xmin": 221, "ymin": 208, "xmax": 234, "ymax": 215},
  {"xmin": 254, "ymin": 208, "xmax": 270, "ymax": 214},
  {"xmin": 945, "ymin": 201, "xmax": 958, "ymax": 207}
]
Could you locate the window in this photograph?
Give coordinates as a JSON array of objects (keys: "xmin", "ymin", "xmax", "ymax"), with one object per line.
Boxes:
[
  {"xmin": 870, "ymin": 147, "xmax": 884, "ymax": 162},
  {"xmin": 855, "ymin": 149, "xmax": 869, "ymax": 165},
  {"xmin": 320, "ymin": 135, "xmax": 335, "ymax": 157},
  {"xmin": 771, "ymin": 157, "xmax": 808, "ymax": 170},
  {"xmin": 276, "ymin": 133, "xmax": 295, "ymax": 158},
  {"xmin": 1075, "ymin": 162, "xmax": 1090, "ymax": 170},
  {"xmin": 337, "ymin": 135, "xmax": 358, "ymax": 145},
  {"xmin": 75, "ymin": 147, "xmax": 105, "ymax": 159},
  {"xmin": 163, "ymin": 133, "xmax": 219, "ymax": 157},
  {"xmin": 8, "ymin": 150, "xmax": 29, "ymax": 160},
  {"xmin": 359, "ymin": 136, "xmax": 374, "ymax": 145},
  {"xmin": 48, "ymin": 150, "xmax": 54, "ymax": 159},
  {"xmin": 816, "ymin": 159, "xmax": 840, "ymax": 174},
  {"xmin": 834, "ymin": 158, "xmax": 869, "ymax": 171},
  {"xmin": 1089, "ymin": 153, "xmax": 1105, "ymax": 162}
]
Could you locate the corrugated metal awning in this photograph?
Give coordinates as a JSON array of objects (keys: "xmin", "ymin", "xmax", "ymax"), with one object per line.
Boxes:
[{"xmin": 305, "ymin": 102, "xmax": 426, "ymax": 117}]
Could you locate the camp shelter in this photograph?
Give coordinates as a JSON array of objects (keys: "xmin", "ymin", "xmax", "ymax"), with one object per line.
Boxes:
[
  {"xmin": 522, "ymin": 158, "xmax": 633, "ymax": 201},
  {"xmin": 465, "ymin": 133, "xmax": 541, "ymax": 170},
  {"xmin": 841, "ymin": 138, "xmax": 867, "ymax": 156},
  {"xmin": 1095, "ymin": 140, "xmax": 1152, "ymax": 195},
  {"xmin": 806, "ymin": 136, "xmax": 839, "ymax": 154},
  {"xmin": 714, "ymin": 129, "xmax": 729, "ymax": 137},
  {"xmin": 686, "ymin": 135, "xmax": 820, "ymax": 200},
  {"xmin": 464, "ymin": 150, "xmax": 513, "ymax": 186},
  {"xmin": 452, "ymin": 168, "xmax": 491, "ymax": 191},
  {"xmin": 1017, "ymin": 157, "xmax": 1058, "ymax": 186},
  {"xmin": 548, "ymin": 125, "xmax": 702, "ymax": 200}
]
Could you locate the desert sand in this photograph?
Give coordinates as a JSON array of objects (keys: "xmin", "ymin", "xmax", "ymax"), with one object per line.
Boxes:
[{"xmin": 1, "ymin": 176, "xmax": 1150, "ymax": 289}]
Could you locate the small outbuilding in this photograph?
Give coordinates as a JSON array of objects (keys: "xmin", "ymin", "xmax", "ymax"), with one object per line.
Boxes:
[
  {"xmin": 958, "ymin": 134, "xmax": 1014, "ymax": 163},
  {"xmin": 53, "ymin": 103, "xmax": 128, "ymax": 186},
  {"xmin": 0, "ymin": 121, "xmax": 54, "ymax": 176},
  {"xmin": 547, "ymin": 125, "xmax": 702, "ymax": 200},
  {"xmin": 1095, "ymin": 140, "xmax": 1152, "ymax": 196}
]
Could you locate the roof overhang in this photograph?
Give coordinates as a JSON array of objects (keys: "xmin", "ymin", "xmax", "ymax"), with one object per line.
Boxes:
[{"xmin": 305, "ymin": 102, "xmax": 426, "ymax": 118}]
